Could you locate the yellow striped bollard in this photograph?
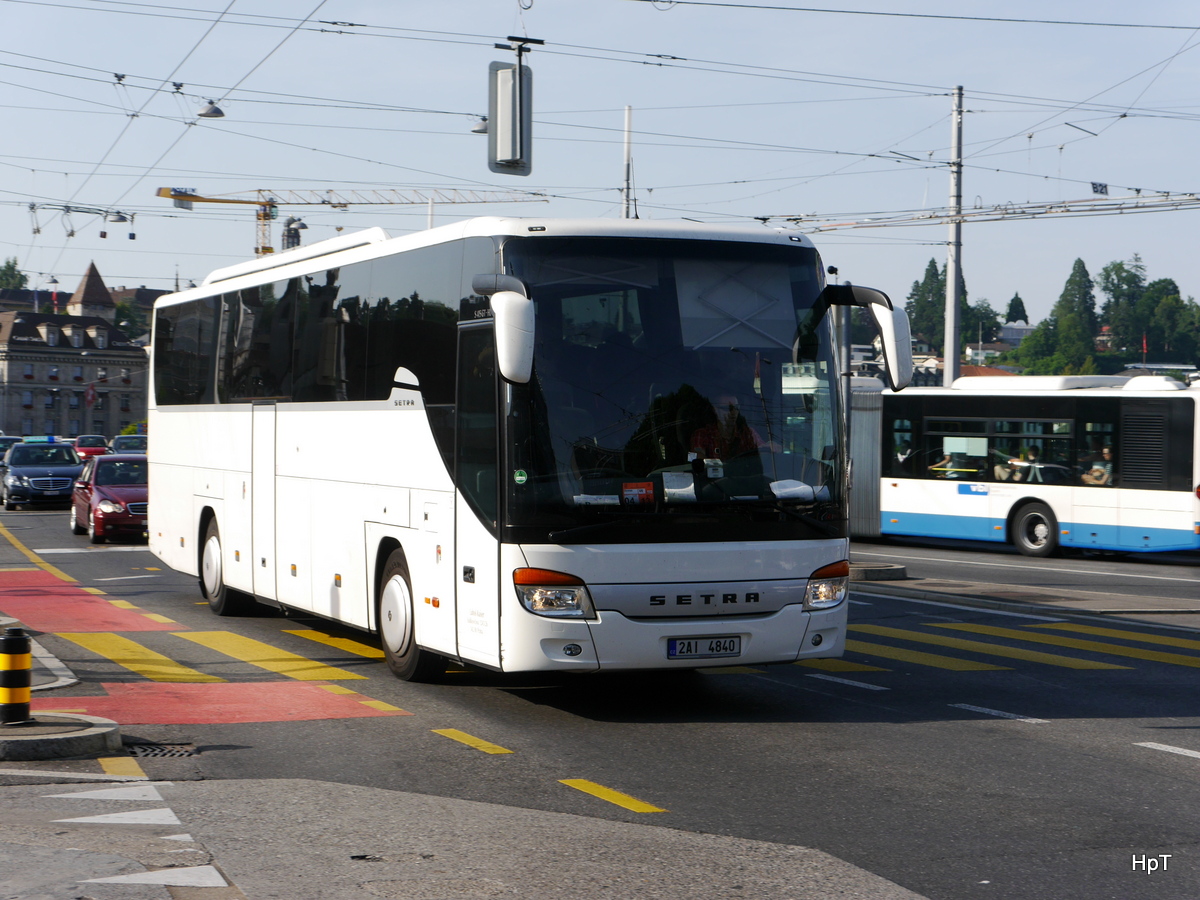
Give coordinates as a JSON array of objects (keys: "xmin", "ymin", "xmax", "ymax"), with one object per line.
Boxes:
[{"xmin": 1, "ymin": 627, "xmax": 35, "ymax": 726}]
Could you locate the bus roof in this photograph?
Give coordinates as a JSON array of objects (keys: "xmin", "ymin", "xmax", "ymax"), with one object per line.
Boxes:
[{"xmin": 190, "ymin": 217, "xmax": 817, "ymax": 293}]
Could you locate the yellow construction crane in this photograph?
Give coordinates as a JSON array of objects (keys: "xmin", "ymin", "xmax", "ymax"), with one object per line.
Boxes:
[{"xmin": 156, "ymin": 186, "xmax": 546, "ymax": 256}]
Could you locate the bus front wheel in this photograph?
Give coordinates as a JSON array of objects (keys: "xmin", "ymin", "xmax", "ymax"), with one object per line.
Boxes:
[
  {"xmin": 1013, "ymin": 502, "xmax": 1058, "ymax": 558},
  {"xmin": 200, "ymin": 519, "xmax": 255, "ymax": 615},
  {"xmin": 379, "ymin": 549, "xmax": 443, "ymax": 682}
]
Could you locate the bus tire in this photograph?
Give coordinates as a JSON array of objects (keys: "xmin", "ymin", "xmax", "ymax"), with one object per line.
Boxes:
[
  {"xmin": 1013, "ymin": 502, "xmax": 1058, "ymax": 557},
  {"xmin": 200, "ymin": 519, "xmax": 255, "ymax": 615},
  {"xmin": 378, "ymin": 549, "xmax": 443, "ymax": 682}
]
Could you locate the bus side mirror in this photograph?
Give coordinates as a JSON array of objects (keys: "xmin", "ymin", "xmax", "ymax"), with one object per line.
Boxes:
[
  {"xmin": 822, "ymin": 284, "xmax": 913, "ymax": 392},
  {"xmin": 491, "ymin": 290, "xmax": 535, "ymax": 384}
]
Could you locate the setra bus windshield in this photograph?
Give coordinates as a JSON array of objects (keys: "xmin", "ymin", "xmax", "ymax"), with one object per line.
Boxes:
[{"xmin": 499, "ymin": 236, "xmax": 844, "ymax": 544}]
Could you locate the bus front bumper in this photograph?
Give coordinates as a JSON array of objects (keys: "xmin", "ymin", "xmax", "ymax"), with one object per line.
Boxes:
[{"xmin": 502, "ymin": 603, "xmax": 846, "ymax": 673}]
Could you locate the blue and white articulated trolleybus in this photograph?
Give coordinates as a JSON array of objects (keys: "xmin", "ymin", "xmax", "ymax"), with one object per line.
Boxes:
[
  {"xmin": 148, "ymin": 218, "xmax": 913, "ymax": 680},
  {"xmin": 853, "ymin": 375, "xmax": 1200, "ymax": 557}
]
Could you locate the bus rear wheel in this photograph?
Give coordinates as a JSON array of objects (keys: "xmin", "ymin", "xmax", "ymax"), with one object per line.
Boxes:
[
  {"xmin": 1013, "ymin": 502, "xmax": 1058, "ymax": 557},
  {"xmin": 378, "ymin": 549, "xmax": 443, "ymax": 682},
  {"xmin": 200, "ymin": 519, "xmax": 255, "ymax": 615}
]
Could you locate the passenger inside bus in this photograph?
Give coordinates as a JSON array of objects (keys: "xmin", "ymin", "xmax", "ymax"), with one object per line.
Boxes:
[
  {"xmin": 1010, "ymin": 445, "xmax": 1043, "ymax": 482},
  {"xmin": 1081, "ymin": 446, "xmax": 1115, "ymax": 485}
]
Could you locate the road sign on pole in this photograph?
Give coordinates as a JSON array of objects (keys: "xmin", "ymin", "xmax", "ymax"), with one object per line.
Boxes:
[
  {"xmin": 487, "ymin": 37, "xmax": 541, "ymax": 177},
  {"xmin": 488, "ymin": 61, "xmax": 533, "ymax": 176}
]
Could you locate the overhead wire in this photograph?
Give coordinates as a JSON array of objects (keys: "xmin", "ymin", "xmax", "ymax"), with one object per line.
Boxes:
[
  {"xmin": 622, "ymin": 0, "xmax": 1200, "ymax": 32},
  {"xmin": 5, "ymin": 0, "xmax": 1199, "ymax": 274}
]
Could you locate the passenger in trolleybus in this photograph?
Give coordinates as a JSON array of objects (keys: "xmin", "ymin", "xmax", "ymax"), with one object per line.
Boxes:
[
  {"xmin": 1010, "ymin": 445, "xmax": 1044, "ymax": 482},
  {"xmin": 1081, "ymin": 446, "xmax": 1115, "ymax": 485}
]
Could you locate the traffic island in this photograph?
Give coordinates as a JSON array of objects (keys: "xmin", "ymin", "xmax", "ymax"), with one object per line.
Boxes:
[
  {"xmin": 850, "ymin": 561, "xmax": 907, "ymax": 581},
  {"xmin": 0, "ymin": 713, "xmax": 123, "ymax": 761}
]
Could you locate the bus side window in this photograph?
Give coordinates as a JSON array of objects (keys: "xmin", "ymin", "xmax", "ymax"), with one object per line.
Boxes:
[
  {"xmin": 889, "ymin": 419, "xmax": 914, "ymax": 476},
  {"xmin": 926, "ymin": 441, "xmax": 952, "ymax": 478}
]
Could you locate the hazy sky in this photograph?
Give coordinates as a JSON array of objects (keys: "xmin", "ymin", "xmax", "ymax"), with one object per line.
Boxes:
[{"xmin": 3, "ymin": 1, "xmax": 1198, "ymax": 323}]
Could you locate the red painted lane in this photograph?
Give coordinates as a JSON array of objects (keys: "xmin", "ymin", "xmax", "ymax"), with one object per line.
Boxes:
[
  {"xmin": 31, "ymin": 681, "xmax": 412, "ymax": 724},
  {"xmin": 0, "ymin": 569, "xmax": 179, "ymax": 632}
]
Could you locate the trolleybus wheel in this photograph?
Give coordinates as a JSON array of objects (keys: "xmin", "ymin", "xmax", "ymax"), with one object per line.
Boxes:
[
  {"xmin": 378, "ymin": 549, "xmax": 443, "ymax": 682},
  {"xmin": 1013, "ymin": 502, "xmax": 1058, "ymax": 558},
  {"xmin": 200, "ymin": 519, "xmax": 255, "ymax": 615}
]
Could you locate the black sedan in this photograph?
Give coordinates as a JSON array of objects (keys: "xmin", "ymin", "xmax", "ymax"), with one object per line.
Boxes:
[{"xmin": 1, "ymin": 441, "xmax": 84, "ymax": 509}]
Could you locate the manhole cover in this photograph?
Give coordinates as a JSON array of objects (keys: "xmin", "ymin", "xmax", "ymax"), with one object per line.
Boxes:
[{"xmin": 126, "ymin": 743, "xmax": 199, "ymax": 758}]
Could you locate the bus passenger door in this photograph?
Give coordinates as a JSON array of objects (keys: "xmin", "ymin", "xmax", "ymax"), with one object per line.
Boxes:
[
  {"xmin": 251, "ymin": 402, "xmax": 277, "ymax": 601},
  {"xmin": 453, "ymin": 325, "xmax": 502, "ymax": 669}
]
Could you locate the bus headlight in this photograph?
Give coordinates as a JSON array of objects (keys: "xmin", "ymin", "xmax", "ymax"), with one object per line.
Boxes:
[
  {"xmin": 804, "ymin": 560, "xmax": 849, "ymax": 610},
  {"xmin": 514, "ymin": 568, "xmax": 597, "ymax": 619}
]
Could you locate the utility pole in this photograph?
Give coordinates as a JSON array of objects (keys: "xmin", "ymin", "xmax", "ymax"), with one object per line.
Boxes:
[
  {"xmin": 621, "ymin": 106, "xmax": 633, "ymax": 219},
  {"xmin": 943, "ymin": 85, "xmax": 963, "ymax": 387}
]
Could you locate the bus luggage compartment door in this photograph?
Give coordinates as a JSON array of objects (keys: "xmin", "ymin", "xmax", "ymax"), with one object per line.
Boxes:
[{"xmin": 251, "ymin": 403, "xmax": 277, "ymax": 601}]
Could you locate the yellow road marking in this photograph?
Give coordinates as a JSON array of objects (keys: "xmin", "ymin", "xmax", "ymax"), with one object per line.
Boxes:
[
  {"xmin": 99, "ymin": 757, "xmax": 146, "ymax": 778},
  {"xmin": 936, "ymin": 624, "xmax": 1200, "ymax": 668},
  {"xmin": 173, "ymin": 632, "xmax": 367, "ymax": 680},
  {"xmin": 56, "ymin": 633, "xmax": 224, "ymax": 683},
  {"xmin": 433, "ymin": 728, "xmax": 514, "ymax": 754},
  {"xmin": 82, "ymin": 588, "xmax": 106, "ymax": 595},
  {"xmin": 845, "ymin": 639, "xmax": 1008, "ymax": 671},
  {"xmin": 318, "ymin": 684, "xmax": 359, "ymax": 695},
  {"xmin": 560, "ymin": 779, "xmax": 666, "ymax": 813},
  {"xmin": 852, "ymin": 624, "xmax": 1129, "ymax": 670},
  {"xmin": 359, "ymin": 699, "xmax": 404, "ymax": 712},
  {"xmin": 108, "ymin": 600, "xmax": 138, "ymax": 609},
  {"xmin": 142, "ymin": 613, "xmax": 178, "ymax": 624},
  {"xmin": 283, "ymin": 629, "xmax": 385, "ymax": 659},
  {"xmin": 1031, "ymin": 622, "xmax": 1200, "ymax": 651},
  {"xmin": 796, "ymin": 658, "xmax": 889, "ymax": 672},
  {"xmin": 0, "ymin": 519, "xmax": 77, "ymax": 582}
]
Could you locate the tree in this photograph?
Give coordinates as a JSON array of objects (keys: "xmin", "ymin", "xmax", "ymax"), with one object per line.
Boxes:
[
  {"xmin": 962, "ymin": 298, "xmax": 1002, "ymax": 351},
  {"xmin": 0, "ymin": 257, "xmax": 27, "ymax": 290},
  {"xmin": 113, "ymin": 300, "xmax": 148, "ymax": 338},
  {"xmin": 1097, "ymin": 256, "xmax": 1145, "ymax": 351},
  {"xmin": 1004, "ymin": 293, "xmax": 1028, "ymax": 324},
  {"xmin": 1056, "ymin": 258, "xmax": 1098, "ymax": 338},
  {"xmin": 905, "ymin": 259, "xmax": 944, "ymax": 348},
  {"xmin": 904, "ymin": 258, "xmax": 969, "ymax": 355},
  {"xmin": 1014, "ymin": 259, "xmax": 1097, "ymax": 374}
]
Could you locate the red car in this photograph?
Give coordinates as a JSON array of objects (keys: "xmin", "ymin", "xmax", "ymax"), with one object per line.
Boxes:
[
  {"xmin": 70, "ymin": 453, "xmax": 148, "ymax": 543},
  {"xmin": 74, "ymin": 434, "xmax": 110, "ymax": 459}
]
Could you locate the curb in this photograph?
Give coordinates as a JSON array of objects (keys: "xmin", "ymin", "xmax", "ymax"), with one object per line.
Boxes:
[
  {"xmin": 0, "ymin": 713, "xmax": 123, "ymax": 761},
  {"xmin": 850, "ymin": 562, "xmax": 907, "ymax": 581}
]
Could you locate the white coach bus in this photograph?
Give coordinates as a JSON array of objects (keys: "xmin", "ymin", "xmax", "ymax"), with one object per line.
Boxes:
[{"xmin": 148, "ymin": 217, "xmax": 912, "ymax": 680}]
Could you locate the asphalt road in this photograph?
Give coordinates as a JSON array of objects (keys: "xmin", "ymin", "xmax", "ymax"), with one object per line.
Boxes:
[
  {"xmin": 851, "ymin": 536, "xmax": 1200, "ymax": 605},
  {"xmin": 4, "ymin": 509, "xmax": 1199, "ymax": 899}
]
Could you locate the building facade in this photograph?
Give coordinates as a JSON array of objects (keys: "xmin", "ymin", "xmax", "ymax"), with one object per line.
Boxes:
[{"xmin": 0, "ymin": 263, "xmax": 148, "ymax": 438}]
